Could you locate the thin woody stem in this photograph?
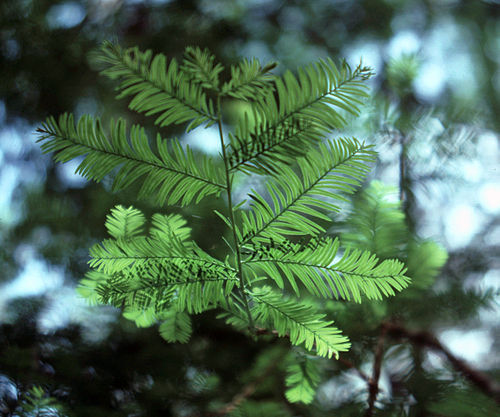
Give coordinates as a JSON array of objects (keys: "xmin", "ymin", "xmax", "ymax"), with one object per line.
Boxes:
[
  {"xmin": 364, "ymin": 324, "xmax": 388, "ymax": 417},
  {"xmin": 216, "ymin": 96, "xmax": 255, "ymax": 333}
]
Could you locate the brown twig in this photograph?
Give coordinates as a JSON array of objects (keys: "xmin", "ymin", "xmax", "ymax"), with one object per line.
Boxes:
[
  {"xmin": 364, "ymin": 325, "xmax": 388, "ymax": 417},
  {"xmin": 338, "ymin": 357, "xmax": 370, "ymax": 383},
  {"xmin": 187, "ymin": 331, "xmax": 282, "ymax": 417},
  {"xmin": 210, "ymin": 381, "xmax": 259, "ymax": 415},
  {"xmin": 383, "ymin": 322, "xmax": 500, "ymax": 405},
  {"xmin": 205, "ymin": 357, "xmax": 278, "ymax": 416}
]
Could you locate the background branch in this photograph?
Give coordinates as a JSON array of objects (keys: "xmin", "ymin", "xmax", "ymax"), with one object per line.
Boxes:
[
  {"xmin": 383, "ymin": 322, "xmax": 500, "ymax": 405},
  {"xmin": 364, "ymin": 324, "xmax": 388, "ymax": 417}
]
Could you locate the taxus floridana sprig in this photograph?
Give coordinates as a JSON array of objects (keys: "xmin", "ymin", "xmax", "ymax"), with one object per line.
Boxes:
[{"xmin": 36, "ymin": 41, "xmax": 410, "ymax": 403}]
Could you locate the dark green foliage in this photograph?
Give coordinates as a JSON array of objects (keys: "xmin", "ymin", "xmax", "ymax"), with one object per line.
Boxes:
[
  {"xmin": 427, "ymin": 385, "xmax": 499, "ymax": 417},
  {"xmin": 18, "ymin": 386, "xmax": 67, "ymax": 417},
  {"xmin": 158, "ymin": 310, "xmax": 192, "ymax": 343},
  {"xmin": 0, "ymin": 2, "xmax": 495, "ymax": 415},
  {"xmin": 239, "ymin": 138, "xmax": 376, "ymax": 241},
  {"xmin": 341, "ymin": 181, "xmax": 447, "ymax": 290},
  {"xmin": 249, "ymin": 286, "xmax": 351, "ymax": 358},
  {"xmin": 222, "ymin": 57, "xmax": 276, "ymax": 101},
  {"xmin": 181, "ymin": 46, "xmax": 224, "ymax": 91},
  {"xmin": 341, "ymin": 181, "xmax": 408, "ymax": 259},
  {"xmin": 228, "ymin": 400, "xmax": 292, "ymax": 417}
]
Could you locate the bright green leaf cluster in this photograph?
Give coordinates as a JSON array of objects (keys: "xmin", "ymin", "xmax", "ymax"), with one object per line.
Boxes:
[
  {"xmin": 94, "ymin": 41, "xmax": 217, "ymax": 131},
  {"xmin": 243, "ymin": 235, "xmax": 409, "ymax": 301},
  {"xmin": 38, "ymin": 42, "xmax": 411, "ymax": 404},
  {"xmin": 250, "ymin": 286, "xmax": 351, "ymax": 359},
  {"xmin": 37, "ymin": 115, "xmax": 225, "ymax": 206},
  {"xmin": 284, "ymin": 353, "xmax": 322, "ymax": 404}
]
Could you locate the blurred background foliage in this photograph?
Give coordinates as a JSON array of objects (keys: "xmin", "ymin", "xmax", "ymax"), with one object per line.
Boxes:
[{"xmin": 0, "ymin": 0, "xmax": 499, "ymax": 416}]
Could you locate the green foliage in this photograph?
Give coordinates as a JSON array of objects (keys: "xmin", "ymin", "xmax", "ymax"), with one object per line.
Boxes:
[
  {"xmin": 250, "ymin": 286, "xmax": 351, "ymax": 358},
  {"xmin": 181, "ymin": 46, "xmax": 224, "ymax": 91},
  {"xmin": 341, "ymin": 181, "xmax": 447, "ymax": 289},
  {"xmin": 222, "ymin": 57, "xmax": 276, "ymax": 101},
  {"xmin": 228, "ymin": 59, "xmax": 372, "ymax": 176},
  {"xmin": 228, "ymin": 400, "xmax": 292, "ymax": 417},
  {"xmin": 158, "ymin": 310, "xmax": 192, "ymax": 343},
  {"xmin": 37, "ymin": 115, "xmax": 225, "ymax": 207},
  {"xmin": 105, "ymin": 205, "xmax": 146, "ymax": 239},
  {"xmin": 19, "ymin": 386, "xmax": 67, "ymax": 417},
  {"xmin": 427, "ymin": 385, "xmax": 500, "ymax": 417},
  {"xmin": 37, "ymin": 42, "xmax": 411, "ymax": 404},
  {"xmin": 406, "ymin": 239, "xmax": 448, "ymax": 289},
  {"xmin": 284, "ymin": 353, "xmax": 322, "ymax": 404},
  {"xmin": 243, "ymin": 235, "xmax": 409, "ymax": 300},
  {"xmin": 81, "ymin": 213, "xmax": 238, "ymax": 314},
  {"xmin": 93, "ymin": 41, "xmax": 217, "ymax": 131},
  {"xmin": 341, "ymin": 181, "xmax": 408, "ymax": 259},
  {"xmin": 387, "ymin": 54, "xmax": 420, "ymax": 96},
  {"xmin": 239, "ymin": 138, "xmax": 376, "ymax": 241}
]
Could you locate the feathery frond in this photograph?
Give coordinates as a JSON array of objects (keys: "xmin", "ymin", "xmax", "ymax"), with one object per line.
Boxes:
[
  {"xmin": 267, "ymin": 59, "xmax": 372, "ymax": 130},
  {"xmin": 89, "ymin": 208, "xmax": 229, "ymax": 276},
  {"xmin": 406, "ymin": 240, "xmax": 447, "ymax": 289},
  {"xmin": 341, "ymin": 182, "xmax": 447, "ymax": 289},
  {"xmin": 284, "ymin": 353, "xmax": 321, "ymax": 404},
  {"xmin": 93, "ymin": 256, "xmax": 237, "ymax": 314},
  {"xmin": 250, "ymin": 286, "xmax": 351, "ymax": 358},
  {"xmin": 105, "ymin": 205, "xmax": 146, "ymax": 239},
  {"xmin": 227, "ymin": 59, "xmax": 371, "ymax": 175},
  {"xmin": 342, "ymin": 181, "xmax": 408, "ymax": 258},
  {"xmin": 150, "ymin": 212, "xmax": 193, "ymax": 243},
  {"xmin": 240, "ymin": 138, "xmax": 375, "ymax": 243},
  {"xmin": 243, "ymin": 236, "xmax": 410, "ymax": 301},
  {"xmin": 40, "ymin": 44, "xmax": 415, "ymax": 391},
  {"xmin": 36, "ymin": 114, "xmax": 226, "ymax": 206},
  {"xmin": 159, "ymin": 310, "xmax": 192, "ymax": 343},
  {"xmin": 77, "ymin": 270, "xmax": 108, "ymax": 305},
  {"xmin": 181, "ymin": 46, "xmax": 224, "ymax": 91},
  {"xmin": 228, "ymin": 116, "xmax": 323, "ymax": 176},
  {"xmin": 94, "ymin": 41, "xmax": 216, "ymax": 131},
  {"xmin": 122, "ymin": 305, "xmax": 158, "ymax": 327},
  {"xmin": 87, "ymin": 207, "xmax": 237, "ymax": 314},
  {"xmin": 222, "ymin": 58, "xmax": 276, "ymax": 101}
]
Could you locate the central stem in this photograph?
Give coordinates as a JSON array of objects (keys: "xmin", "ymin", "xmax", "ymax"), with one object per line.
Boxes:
[{"xmin": 216, "ymin": 97, "xmax": 255, "ymax": 332}]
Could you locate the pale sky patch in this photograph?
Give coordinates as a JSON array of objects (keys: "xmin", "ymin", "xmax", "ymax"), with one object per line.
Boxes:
[{"xmin": 440, "ymin": 329, "xmax": 494, "ymax": 368}]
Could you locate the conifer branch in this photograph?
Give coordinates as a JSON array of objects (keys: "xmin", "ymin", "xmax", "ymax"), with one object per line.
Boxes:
[
  {"xmin": 240, "ymin": 138, "xmax": 375, "ymax": 245},
  {"xmin": 250, "ymin": 287, "xmax": 351, "ymax": 359},
  {"xmin": 243, "ymin": 236, "xmax": 409, "ymax": 300},
  {"xmin": 94, "ymin": 41, "xmax": 217, "ymax": 130},
  {"xmin": 228, "ymin": 118, "xmax": 318, "ymax": 176},
  {"xmin": 256, "ymin": 61, "xmax": 372, "ymax": 138},
  {"xmin": 221, "ymin": 58, "xmax": 276, "ymax": 101},
  {"xmin": 37, "ymin": 44, "xmax": 421, "ymax": 406},
  {"xmin": 36, "ymin": 115, "xmax": 226, "ymax": 206}
]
